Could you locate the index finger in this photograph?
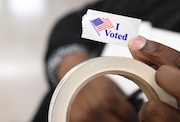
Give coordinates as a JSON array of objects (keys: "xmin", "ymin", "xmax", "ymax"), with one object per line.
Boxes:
[{"xmin": 128, "ymin": 36, "xmax": 180, "ymax": 68}]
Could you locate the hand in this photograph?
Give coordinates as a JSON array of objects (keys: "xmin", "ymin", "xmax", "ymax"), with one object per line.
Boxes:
[
  {"xmin": 58, "ymin": 53, "xmax": 139, "ymax": 122},
  {"xmin": 128, "ymin": 36, "xmax": 180, "ymax": 122},
  {"xmin": 70, "ymin": 76, "xmax": 138, "ymax": 122}
]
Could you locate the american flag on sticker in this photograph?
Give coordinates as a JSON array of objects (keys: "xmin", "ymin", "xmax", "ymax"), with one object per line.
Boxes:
[{"xmin": 90, "ymin": 18, "xmax": 114, "ymax": 35}]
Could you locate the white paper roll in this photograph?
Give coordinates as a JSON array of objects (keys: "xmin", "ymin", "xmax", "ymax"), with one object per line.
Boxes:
[{"xmin": 48, "ymin": 56, "xmax": 178, "ymax": 122}]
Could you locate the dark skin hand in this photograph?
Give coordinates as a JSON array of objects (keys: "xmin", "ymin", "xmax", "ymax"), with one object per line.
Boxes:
[
  {"xmin": 128, "ymin": 36, "xmax": 180, "ymax": 122},
  {"xmin": 57, "ymin": 36, "xmax": 180, "ymax": 122},
  {"xmin": 57, "ymin": 53, "xmax": 138, "ymax": 122}
]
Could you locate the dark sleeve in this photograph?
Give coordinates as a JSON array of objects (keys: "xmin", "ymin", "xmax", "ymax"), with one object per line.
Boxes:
[
  {"xmin": 100, "ymin": 0, "xmax": 180, "ymax": 32},
  {"xmin": 45, "ymin": 2, "xmax": 106, "ymax": 63},
  {"xmin": 45, "ymin": 2, "xmax": 106, "ymax": 88}
]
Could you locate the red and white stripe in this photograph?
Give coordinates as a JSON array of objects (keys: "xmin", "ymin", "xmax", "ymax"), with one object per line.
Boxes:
[{"xmin": 97, "ymin": 18, "xmax": 114, "ymax": 31}]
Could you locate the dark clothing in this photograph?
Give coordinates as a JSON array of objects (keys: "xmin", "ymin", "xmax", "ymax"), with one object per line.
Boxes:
[{"xmin": 33, "ymin": 0, "xmax": 180, "ymax": 121}]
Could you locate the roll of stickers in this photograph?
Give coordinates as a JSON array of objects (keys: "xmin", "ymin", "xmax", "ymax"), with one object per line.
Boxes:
[
  {"xmin": 48, "ymin": 10, "xmax": 178, "ymax": 122},
  {"xmin": 48, "ymin": 57, "xmax": 178, "ymax": 122}
]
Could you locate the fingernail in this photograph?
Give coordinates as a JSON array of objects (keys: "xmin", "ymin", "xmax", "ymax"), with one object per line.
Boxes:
[{"xmin": 128, "ymin": 37, "xmax": 146, "ymax": 50}]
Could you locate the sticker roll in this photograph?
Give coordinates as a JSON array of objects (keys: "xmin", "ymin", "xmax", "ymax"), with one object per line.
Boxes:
[{"xmin": 48, "ymin": 56, "xmax": 178, "ymax": 122}]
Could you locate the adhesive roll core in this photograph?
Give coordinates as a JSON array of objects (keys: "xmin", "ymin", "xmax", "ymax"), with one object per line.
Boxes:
[{"xmin": 48, "ymin": 56, "xmax": 178, "ymax": 122}]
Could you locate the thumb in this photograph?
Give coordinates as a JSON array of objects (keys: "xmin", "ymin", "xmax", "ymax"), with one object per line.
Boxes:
[{"xmin": 128, "ymin": 36, "xmax": 180, "ymax": 68}]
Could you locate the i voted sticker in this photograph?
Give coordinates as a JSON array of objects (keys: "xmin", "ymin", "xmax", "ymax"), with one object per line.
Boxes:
[{"xmin": 82, "ymin": 9, "xmax": 141, "ymax": 46}]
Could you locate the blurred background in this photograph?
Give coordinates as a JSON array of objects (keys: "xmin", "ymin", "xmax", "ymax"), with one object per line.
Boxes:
[{"xmin": 0, "ymin": 0, "xmax": 97, "ymax": 121}]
